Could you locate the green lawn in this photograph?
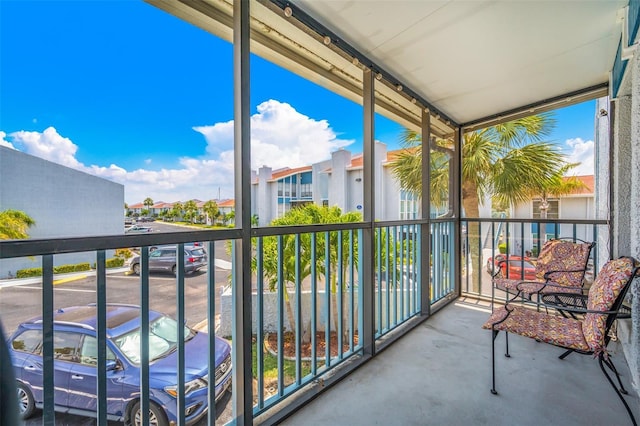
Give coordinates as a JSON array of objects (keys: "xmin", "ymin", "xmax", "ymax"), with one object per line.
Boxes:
[{"xmin": 252, "ymin": 340, "xmax": 312, "ymax": 384}]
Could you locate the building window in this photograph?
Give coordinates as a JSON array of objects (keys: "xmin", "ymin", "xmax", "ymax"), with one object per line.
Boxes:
[
  {"xmin": 400, "ymin": 190, "xmax": 419, "ymax": 220},
  {"xmin": 277, "ymin": 181, "xmax": 283, "ymax": 197},
  {"xmin": 300, "ymin": 183, "xmax": 312, "ymax": 198},
  {"xmin": 532, "ymin": 199, "xmax": 559, "ymax": 219}
]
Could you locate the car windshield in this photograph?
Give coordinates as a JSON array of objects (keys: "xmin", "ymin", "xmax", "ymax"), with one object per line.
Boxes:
[{"xmin": 113, "ymin": 315, "xmax": 195, "ymax": 364}]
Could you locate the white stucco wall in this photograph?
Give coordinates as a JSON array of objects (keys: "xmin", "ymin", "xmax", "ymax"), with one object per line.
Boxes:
[
  {"xmin": 612, "ymin": 48, "xmax": 640, "ymax": 396},
  {"xmin": 218, "ymin": 287, "xmax": 412, "ymax": 337},
  {"xmin": 0, "ymin": 146, "xmax": 124, "ymax": 277}
]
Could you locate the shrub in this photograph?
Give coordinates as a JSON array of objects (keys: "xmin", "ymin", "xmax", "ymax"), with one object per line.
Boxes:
[
  {"xmin": 73, "ymin": 263, "xmax": 91, "ymax": 272},
  {"xmin": 17, "ymin": 262, "xmax": 91, "ymax": 278},
  {"xmin": 115, "ymin": 248, "xmax": 133, "ymax": 259},
  {"xmin": 16, "ymin": 268, "xmax": 42, "ymax": 278},
  {"xmin": 106, "ymin": 257, "xmax": 125, "ymax": 268}
]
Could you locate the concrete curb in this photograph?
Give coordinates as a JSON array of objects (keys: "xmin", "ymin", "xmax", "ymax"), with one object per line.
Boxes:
[{"xmin": 0, "ymin": 267, "xmax": 130, "ymax": 288}]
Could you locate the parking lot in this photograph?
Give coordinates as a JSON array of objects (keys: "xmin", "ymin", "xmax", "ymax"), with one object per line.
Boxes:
[{"xmin": 1, "ymin": 221, "xmax": 235, "ymax": 425}]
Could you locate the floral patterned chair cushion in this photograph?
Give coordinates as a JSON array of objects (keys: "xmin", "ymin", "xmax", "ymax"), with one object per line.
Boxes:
[
  {"xmin": 582, "ymin": 257, "xmax": 637, "ymax": 354},
  {"xmin": 535, "ymin": 239, "xmax": 593, "ymax": 288},
  {"xmin": 485, "ymin": 258, "xmax": 638, "ymax": 356},
  {"xmin": 493, "ymin": 239, "xmax": 592, "ymax": 297},
  {"xmin": 482, "ymin": 305, "xmax": 589, "ymax": 352}
]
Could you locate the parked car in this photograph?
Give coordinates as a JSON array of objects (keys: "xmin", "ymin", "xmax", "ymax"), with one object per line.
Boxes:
[
  {"xmin": 9, "ymin": 304, "xmax": 232, "ymax": 425},
  {"xmin": 486, "ymin": 255, "xmax": 536, "ymax": 280},
  {"xmin": 150, "ymin": 242, "xmax": 207, "ymax": 253},
  {"xmin": 125, "ymin": 225, "xmax": 153, "ymax": 234},
  {"xmin": 138, "ymin": 217, "xmax": 156, "ymax": 223},
  {"xmin": 129, "ymin": 245, "xmax": 207, "ymax": 275},
  {"xmin": 486, "ymin": 254, "xmax": 531, "ymax": 274}
]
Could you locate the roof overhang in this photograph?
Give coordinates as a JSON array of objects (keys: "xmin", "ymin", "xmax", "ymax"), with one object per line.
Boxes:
[{"xmin": 147, "ymin": 0, "xmax": 627, "ymax": 135}]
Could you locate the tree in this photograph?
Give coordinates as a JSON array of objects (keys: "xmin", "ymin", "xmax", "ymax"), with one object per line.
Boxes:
[
  {"xmin": 257, "ymin": 204, "xmax": 362, "ymax": 343},
  {"xmin": 0, "ymin": 209, "xmax": 36, "ymax": 240},
  {"xmin": 202, "ymin": 200, "xmax": 219, "ymax": 226},
  {"xmin": 226, "ymin": 210, "xmax": 235, "ymax": 226},
  {"xmin": 171, "ymin": 202, "xmax": 184, "ymax": 221},
  {"xmin": 143, "ymin": 197, "xmax": 154, "ymax": 211},
  {"xmin": 183, "ymin": 200, "xmax": 198, "ymax": 224},
  {"xmin": 523, "ymin": 164, "xmax": 587, "ymax": 248},
  {"xmin": 390, "ymin": 113, "xmax": 579, "ymax": 292}
]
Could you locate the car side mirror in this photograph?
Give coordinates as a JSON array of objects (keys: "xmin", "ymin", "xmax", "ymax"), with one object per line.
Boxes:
[{"xmin": 106, "ymin": 360, "xmax": 119, "ymax": 371}]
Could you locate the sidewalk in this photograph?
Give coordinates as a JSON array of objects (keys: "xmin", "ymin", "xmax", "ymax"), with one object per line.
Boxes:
[{"xmin": 0, "ymin": 267, "xmax": 130, "ymax": 288}]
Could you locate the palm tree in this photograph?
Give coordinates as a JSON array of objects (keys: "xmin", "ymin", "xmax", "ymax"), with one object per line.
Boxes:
[
  {"xmin": 390, "ymin": 113, "xmax": 579, "ymax": 292},
  {"xmin": 171, "ymin": 202, "xmax": 184, "ymax": 221},
  {"xmin": 257, "ymin": 204, "xmax": 363, "ymax": 344},
  {"xmin": 143, "ymin": 197, "xmax": 154, "ymax": 212},
  {"xmin": 183, "ymin": 200, "xmax": 198, "ymax": 224},
  {"xmin": 522, "ymin": 164, "xmax": 587, "ymax": 249},
  {"xmin": 0, "ymin": 209, "xmax": 36, "ymax": 240},
  {"xmin": 226, "ymin": 210, "xmax": 235, "ymax": 226},
  {"xmin": 202, "ymin": 200, "xmax": 219, "ymax": 226}
]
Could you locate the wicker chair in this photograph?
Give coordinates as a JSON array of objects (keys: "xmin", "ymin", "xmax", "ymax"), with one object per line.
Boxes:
[
  {"xmin": 491, "ymin": 238, "xmax": 594, "ymax": 306},
  {"xmin": 483, "ymin": 256, "xmax": 640, "ymax": 426}
]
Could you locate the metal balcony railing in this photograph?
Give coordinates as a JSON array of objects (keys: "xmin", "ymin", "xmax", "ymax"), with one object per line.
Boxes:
[
  {"xmin": 1, "ymin": 217, "xmax": 534, "ymax": 424},
  {"xmin": 461, "ymin": 218, "xmax": 609, "ymax": 301}
]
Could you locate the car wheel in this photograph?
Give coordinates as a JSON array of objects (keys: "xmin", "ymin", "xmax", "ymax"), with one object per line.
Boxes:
[
  {"xmin": 130, "ymin": 400, "xmax": 169, "ymax": 426},
  {"xmin": 17, "ymin": 382, "xmax": 35, "ymax": 419},
  {"xmin": 132, "ymin": 263, "xmax": 141, "ymax": 275},
  {"xmin": 171, "ymin": 265, "xmax": 177, "ymax": 275}
]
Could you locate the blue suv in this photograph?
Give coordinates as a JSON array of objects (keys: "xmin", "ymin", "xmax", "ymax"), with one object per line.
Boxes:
[{"xmin": 9, "ymin": 304, "xmax": 232, "ymax": 425}]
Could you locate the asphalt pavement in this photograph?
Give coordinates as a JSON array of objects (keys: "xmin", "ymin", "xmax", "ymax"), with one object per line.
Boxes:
[{"xmin": 1, "ymin": 220, "xmax": 236, "ymax": 425}]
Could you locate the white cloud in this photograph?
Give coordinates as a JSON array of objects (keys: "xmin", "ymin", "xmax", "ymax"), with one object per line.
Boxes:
[
  {"xmin": 0, "ymin": 131, "xmax": 16, "ymax": 149},
  {"xmin": 10, "ymin": 127, "xmax": 83, "ymax": 169},
  {"xmin": 2, "ymin": 100, "xmax": 353, "ymax": 203},
  {"xmin": 565, "ymin": 138, "xmax": 594, "ymax": 176},
  {"xmin": 194, "ymin": 99, "xmax": 353, "ymax": 170}
]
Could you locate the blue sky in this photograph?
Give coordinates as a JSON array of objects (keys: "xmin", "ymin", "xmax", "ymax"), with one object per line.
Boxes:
[{"xmin": 0, "ymin": 1, "xmax": 595, "ymax": 204}]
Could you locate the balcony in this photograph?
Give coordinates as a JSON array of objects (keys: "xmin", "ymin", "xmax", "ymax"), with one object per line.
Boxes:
[
  {"xmin": 2, "ymin": 217, "xmax": 635, "ymax": 425},
  {"xmin": 2, "ymin": 0, "xmax": 639, "ymax": 425},
  {"xmin": 280, "ymin": 299, "xmax": 638, "ymax": 426}
]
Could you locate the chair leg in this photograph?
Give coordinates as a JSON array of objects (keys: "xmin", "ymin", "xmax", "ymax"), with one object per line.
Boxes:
[
  {"xmin": 598, "ymin": 354, "xmax": 637, "ymax": 426},
  {"xmin": 491, "ymin": 329, "xmax": 499, "ymax": 395},
  {"xmin": 505, "ymin": 332, "xmax": 510, "ymax": 357},
  {"xmin": 559, "ymin": 349, "xmax": 573, "ymax": 360},
  {"xmin": 602, "ymin": 356, "xmax": 629, "ymax": 395}
]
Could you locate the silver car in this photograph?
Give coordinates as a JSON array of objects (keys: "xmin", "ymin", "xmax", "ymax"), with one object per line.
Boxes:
[
  {"xmin": 125, "ymin": 225, "xmax": 152, "ymax": 234},
  {"xmin": 129, "ymin": 245, "xmax": 207, "ymax": 275}
]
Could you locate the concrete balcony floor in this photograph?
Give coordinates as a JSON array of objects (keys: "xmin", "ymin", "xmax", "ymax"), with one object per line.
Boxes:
[{"xmin": 281, "ymin": 298, "xmax": 638, "ymax": 426}]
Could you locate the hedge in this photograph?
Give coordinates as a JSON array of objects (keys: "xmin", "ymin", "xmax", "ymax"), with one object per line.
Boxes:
[
  {"xmin": 106, "ymin": 257, "xmax": 125, "ymax": 268},
  {"xmin": 16, "ymin": 258, "xmax": 123, "ymax": 278}
]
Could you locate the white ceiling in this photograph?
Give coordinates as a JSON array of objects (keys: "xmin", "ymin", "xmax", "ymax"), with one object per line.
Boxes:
[
  {"xmin": 149, "ymin": 0, "xmax": 627, "ymax": 133},
  {"xmin": 294, "ymin": 0, "xmax": 626, "ymax": 125}
]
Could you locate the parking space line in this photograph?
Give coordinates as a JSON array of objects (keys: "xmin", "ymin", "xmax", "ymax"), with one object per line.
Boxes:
[
  {"xmin": 54, "ymin": 275, "xmax": 87, "ymax": 285},
  {"xmin": 19, "ymin": 286, "xmax": 96, "ymax": 293}
]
